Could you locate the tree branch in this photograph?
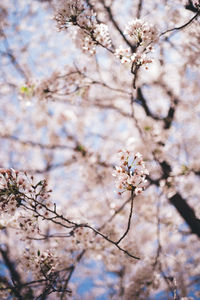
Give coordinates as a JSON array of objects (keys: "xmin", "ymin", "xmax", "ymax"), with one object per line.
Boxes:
[
  {"xmin": 169, "ymin": 193, "xmax": 200, "ymax": 238},
  {"xmin": 160, "ymin": 11, "xmax": 199, "ymax": 36},
  {"xmin": 116, "ymin": 190, "xmax": 134, "ymax": 244}
]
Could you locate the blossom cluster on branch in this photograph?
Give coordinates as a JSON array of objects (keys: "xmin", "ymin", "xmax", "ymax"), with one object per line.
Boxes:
[
  {"xmin": 54, "ymin": 0, "xmax": 112, "ymax": 54},
  {"xmin": 1, "ymin": 0, "xmax": 200, "ymax": 299},
  {"xmin": 112, "ymin": 150, "xmax": 149, "ymax": 195},
  {"xmin": 0, "ymin": 163, "xmax": 142, "ymax": 298},
  {"xmin": 115, "ymin": 19, "xmax": 158, "ymax": 68}
]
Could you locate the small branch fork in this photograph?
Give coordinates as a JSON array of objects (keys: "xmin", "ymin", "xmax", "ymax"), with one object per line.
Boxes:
[
  {"xmin": 0, "ymin": 245, "xmax": 72, "ymax": 298},
  {"xmin": 52, "ymin": 191, "xmax": 137, "ymax": 296},
  {"xmin": 0, "ymin": 188, "xmax": 139, "ymax": 296},
  {"xmin": 20, "ymin": 191, "xmax": 140, "ymax": 260}
]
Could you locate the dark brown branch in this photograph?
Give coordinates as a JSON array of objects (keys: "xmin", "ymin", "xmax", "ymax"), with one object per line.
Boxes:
[
  {"xmin": 136, "ymin": 87, "xmax": 162, "ymax": 120},
  {"xmin": 85, "ymin": 224, "xmax": 140, "ymax": 259},
  {"xmin": 0, "ymin": 134, "xmax": 74, "ymax": 150},
  {"xmin": 185, "ymin": 0, "xmax": 200, "ymax": 13},
  {"xmin": 160, "ymin": 160, "xmax": 172, "ymax": 179},
  {"xmin": 21, "ymin": 193, "xmax": 140, "ymax": 260},
  {"xmin": 24, "ymin": 158, "xmax": 77, "ymax": 174},
  {"xmin": 153, "ymin": 196, "xmax": 162, "ymax": 269},
  {"xmin": 169, "ymin": 193, "xmax": 200, "ymax": 238},
  {"xmin": 100, "ymin": 0, "xmax": 136, "ymax": 52},
  {"xmin": 136, "ymin": 85, "xmax": 179, "ymax": 129},
  {"xmin": 0, "ymin": 27, "xmax": 28, "ymax": 80},
  {"xmin": 132, "ymin": 64, "xmax": 140, "ymax": 89},
  {"xmin": 160, "ymin": 11, "xmax": 199, "ymax": 36},
  {"xmin": 0, "ymin": 246, "xmax": 23, "ymax": 299},
  {"xmin": 90, "ymin": 80, "xmax": 131, "ymax": 95},
  {"xmin": 116, "ymin": 190, "xmax": 134, "ymax": 244},
  {"xmin": 136, "ymin": 0, "xmax": 143, "ymax": 18},
  {"xmin": 100, "ymin": 197, "xmax": 131, "ymax": 230},
  {"xmin": 61, "ymin": 251, "xmax": 85, "ymax": 300}
]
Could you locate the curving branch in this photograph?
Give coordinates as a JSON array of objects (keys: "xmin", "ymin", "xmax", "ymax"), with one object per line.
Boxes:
[
  {"xmin": 20, "ymin": 191, "xmax": 140, "ymax": 260},
  {"xmin": 0, "ymin": 27, "xmax": 28, "ymax": 80},
  {"xmin": 116, "ymin": 189, "xmax": 135, "ymax": 244},
  {"xmin": 0, "ymin": 246, "xmax": 23, "ymax": 299},
  {"xmin": 169, "ymin": 193, "xmax": 200, "ymax": 238},
  {"xmin": 160, "ymin": 11, "xmax": 199, "ymax": 36},
  {"xmin": 100, "ymin": 0, "xmax": 136, "ymax": 52},
  {"xmin": 136, "ymin": 87, "xmax": 162, "ymax": 120}
]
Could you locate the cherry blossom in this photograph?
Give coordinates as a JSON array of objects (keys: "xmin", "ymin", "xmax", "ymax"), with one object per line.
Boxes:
[
  {"xmin": 1, "ymin": 0, "xmax": 200, "ymax": 299},
  {"xmin": 113, "ymin": 150, "xmax": 149, "ymax": 195}
]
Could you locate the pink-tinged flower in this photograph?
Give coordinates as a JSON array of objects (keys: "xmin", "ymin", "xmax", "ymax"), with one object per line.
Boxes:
[
  {"xmin": 93, "ymin": 23, "xmax": 112, "ymax": 48},
  {"xmin": 135, "ymin": 187, "xmax": 143, "ymax": 195},
  {"xmin": 114, "ymin": 46, "xmax": 132, "ymax": 64},
  {"xmin": 124, "ymin": 19, "xmax": 158, "ymax": 46},
  {"xmin": 114, "ymin": 19, "xmax": 158, "ymax": 68},
  {"xmin": 113, "ymin": 150, "xmax": 148, "ymax": 195}
]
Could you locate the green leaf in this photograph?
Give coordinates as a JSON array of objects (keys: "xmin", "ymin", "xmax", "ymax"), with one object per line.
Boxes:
[
  {"xmin": 144, "ymin": 126, "xmax": 152, "ymax": 131},
  {"xmin": 20, "ymin": 86, "xmax": 29, "ymax": 93}
]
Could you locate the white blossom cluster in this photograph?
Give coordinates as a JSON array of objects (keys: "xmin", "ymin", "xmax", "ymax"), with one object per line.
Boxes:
[
  {"xmin": 114, "ymin": 45, "xmax": 153, "ymax": 65},
  {"xmin": 79, "ymin": 23, "xmax": 111, "ymax": 54},
  {"xmin": 131, "ymin": 51, "xmax": 153, "ymax": 66},
  {"xmin": 112, "ymin": 150, "xmax": 149, "ymax": 195},
  {"xmin": 0, "ymin": 169, "xmax": 29, "ymax": 215},
  {"xmin": 0, "ymin": 169, "xmax": 51, "ymax": 217},
  {"xmin": 114, "ymin": 45, "xmax": 132, "ymax": 64},
  {"xmin": 17, "ymin": 215, "xmax": 39, "ymax": 238},
  {"xmin": 54, "ymin": 0, "xmax": 112, "ymax": 54},
  {"xmin": 124, "ymin": 19, "xmax": 158, "ymax": 46},
  {"xmin": 93, "ymin": 23, "xmax": 112, "ymax": 48},
  {"xmin": 23, "ymin": 249, "xmax": 58, "ymax": 278},
  {"xmin": 81, "ymin": 34, "xmax": 97, "ymax": 54},
  {"xmin": 115, "ymin": 18, "xmax": 158, "ymax": 67},
  {"xmin": 54, "ymin": 0, "xmax": 87, "ymax": 29},
  {"xmin": 81, "ymin": 23, "xmax": 111, "ymax": 54}
]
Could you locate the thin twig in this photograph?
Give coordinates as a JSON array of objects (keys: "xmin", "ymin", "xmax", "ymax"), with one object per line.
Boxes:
[
  {"xmin": 160, "ymin": 11, "xmax": 199, "ymax": 36},
  {"xmin": 117, "ymin": 189, "xmax": 134, "ymax": 244}
]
